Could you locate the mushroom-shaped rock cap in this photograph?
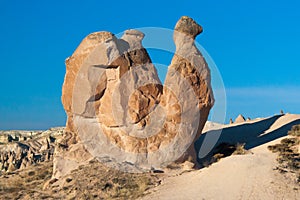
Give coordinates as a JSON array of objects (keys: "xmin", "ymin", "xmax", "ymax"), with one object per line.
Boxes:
[
  {"xmin": 121, "ymin": 29, "xmax": 145, "ymax": 51},
  {"xmin": 175, "ymin": 16, "xmax": 203, "ymax": 38},
  {"xmin": 123, "ymin": 29, "xmax": 145, "ymax": 39}
]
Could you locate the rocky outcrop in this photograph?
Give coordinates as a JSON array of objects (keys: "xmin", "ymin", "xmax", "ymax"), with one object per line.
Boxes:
[
  {"xmin": 0, "ymin": 128, "xmax": 63, "ymax": 173},
  {"xmin": 234, "ymin": 114, "xmax": 246, "ymax": 123},
  {"xmin": 168, "ymin": 16, "xmax": 214, "ymax": 163},
  {"xmin": 56, "ymin": 16, "xmax": 214, "ymax": 179}
]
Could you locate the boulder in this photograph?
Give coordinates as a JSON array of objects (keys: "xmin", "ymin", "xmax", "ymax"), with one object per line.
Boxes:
[{"xmin": 55, "ymin": 16, "xmax": 214, "ymax": 179}]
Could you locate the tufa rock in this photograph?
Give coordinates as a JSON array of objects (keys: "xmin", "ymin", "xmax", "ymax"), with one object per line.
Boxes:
[
  {"xmin": 174, "ymin": 16, "xmax": 203, "ymax": 39},
  {"xmin": 167, "ymin": 16, "xmax": 214, "ymax": 164},
  {"xmin": 0, "ymin": 128, "xmax": 63, "ymax": 173},
  {"xmin": 56, "ymin": 16, "xmax": 214, "ymax": 179},
  {"xmin": 234, "ymin": 114, "xmax": 246, "ymax": 123}
]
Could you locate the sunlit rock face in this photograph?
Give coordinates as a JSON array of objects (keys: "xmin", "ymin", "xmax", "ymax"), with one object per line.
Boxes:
[{"xmin": 55, "ymin": 16, "xmax": 214, "ymax": 179}]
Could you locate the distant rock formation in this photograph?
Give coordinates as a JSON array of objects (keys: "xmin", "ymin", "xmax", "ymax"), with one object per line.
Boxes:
[
  {"xmin": 0, "ymin": 128, "xmax": 63, "ymax": 173},
  {"xmin": 234, "ymin": 114, "xmax": 246, "ymax": 123},
  {"xmin": 56, "ymin": 16, "xmax": 214, "ymax": 179}
]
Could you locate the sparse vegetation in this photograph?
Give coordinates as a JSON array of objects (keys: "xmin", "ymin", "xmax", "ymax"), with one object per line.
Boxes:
[
  {"xmin": 0, "ymin": 161, "xmax": 53, "ymax": 199},
  {"xmin": 288, "ymin": 124, "xmax": 300, "ymax": 137},
  {"xmin": 212, "ymin": 153, "xmax": 224, "ymax": 162},
  {"xmin": 233, "ymin": 143, "xmax": 247, "ymax": 155},
  {"xmin": 268, "ymin": 124, "xmax": 300, "ymax": 184},
  {"xmin": 53, "ymin": 159, "xmax": 160, "ymax": 199},
  {"xmin": 202, "ymin": 142, "xmax": 248, "ymax": 167},
  {"xmin": 0, "ymin": 158, "xmax": 160, "ymax": 199}
]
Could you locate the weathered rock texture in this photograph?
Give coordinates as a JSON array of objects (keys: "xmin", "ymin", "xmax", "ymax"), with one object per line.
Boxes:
[
  {"xmin": 0, "ymin": 128, "xmax": 63, "ymax": 173},
  {"xmin": 56, "ymin": 16, "xmax": 214, "ymax": 179}
]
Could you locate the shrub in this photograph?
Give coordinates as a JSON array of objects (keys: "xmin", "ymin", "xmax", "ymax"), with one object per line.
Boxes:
[
  {"xmin": 233, "ymin": 143, "xmax": 247, "ymax": 155},
  {"xmin": 268, "ymin": 124, "xmax": 300, "ymax": 184},
  {"xmin": 288, "ymin": 124, "xmax": 300, "ymax": 137}
]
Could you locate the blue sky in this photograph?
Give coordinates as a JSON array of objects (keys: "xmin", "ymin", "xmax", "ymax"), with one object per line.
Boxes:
[{"xmin": 0, "ymin": 0, "xmax": 299, "ymax": 130}]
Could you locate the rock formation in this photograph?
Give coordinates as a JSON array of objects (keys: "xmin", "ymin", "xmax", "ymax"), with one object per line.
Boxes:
[
  {"xmin": 234, "ymin": 114, "xmax": 246, "ymax": 123},
  {"xmin": 0, "ymin": 128, "xmax": 63, "ymax": 173},
  {"xmin": 56, "ymin": 16, "xmax": 214, "ymax": 179}
]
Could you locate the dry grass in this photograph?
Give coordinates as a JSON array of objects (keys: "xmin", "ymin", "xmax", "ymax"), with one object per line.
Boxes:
[
  {"xmin": 233, "ymin": 143, "xmax": 247, "ymax": 155},
  {"xmin": 288, "ymin": 124, "xmax": 300, "ymax": 137},
  {"xmin": 202, "ymin": 142, "xmax": 248, "ymax": 167},
  {"xmin": 268, "ymin": 124, "xmax": 300, "ymax": 184},
  {"xmin": 0, "ymin": 161, "xmax": 53, "ymax": 199},
  {"xmin": 53, "ymin": 159, "xmax": 160, "ymax": 200},
  {"xmin": 0, "ymin": 158, "xmax": 161, "ymax": 200}
]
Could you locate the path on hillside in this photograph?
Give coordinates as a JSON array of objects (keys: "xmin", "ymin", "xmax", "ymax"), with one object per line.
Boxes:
[{"xmin": 141, "ymin": 114, "xmax": 300, "ymax": 200}]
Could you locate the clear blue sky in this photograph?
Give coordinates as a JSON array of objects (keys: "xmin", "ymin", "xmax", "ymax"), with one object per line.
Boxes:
[{"xmin": 0, "ymin": 0, "xmax": 299, "ymax": 130}]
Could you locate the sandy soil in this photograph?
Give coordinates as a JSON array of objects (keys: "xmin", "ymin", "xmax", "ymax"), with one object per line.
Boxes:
[{"xmin": 141, "ymin": 114, "xmax": 300, "ymax": 200}]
